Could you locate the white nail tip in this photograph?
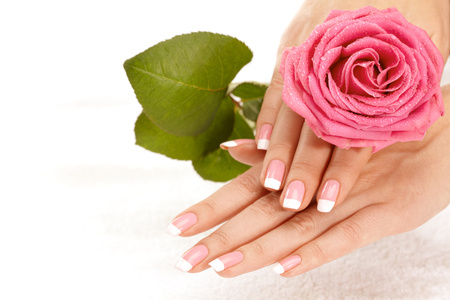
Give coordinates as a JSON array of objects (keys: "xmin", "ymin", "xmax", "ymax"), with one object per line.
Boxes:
[
  {"xmin": 166, "ymin": 224, "xmax": 182, "ymax": 236},
  {"xmin": 209, "ymin": 259, "xmax": 225, "ymax": 272},
  {"xmin": 221, "ymin": 141, "xmax": 238, "ymax": 148},
  {"xmin": 282, "ymin": 198, "xmax": 301, "ymax": 210},
  {"xmin": 257, "ymin": 139, "xmax": 270, "ymax": 150},
  {"xmin": 317, "ymin": 199, "xmax": 336, "ymax": 213},
  {"xmin": 272, "ymin": 263, "xmax": 285, "ymax": 275},
  {"xmin": 264, "ymin": 178, "xmax": 281, "ymax": 190},
  {"xmin": 176, "ymin": 258, "xmax": 193, "ymax": 272}
]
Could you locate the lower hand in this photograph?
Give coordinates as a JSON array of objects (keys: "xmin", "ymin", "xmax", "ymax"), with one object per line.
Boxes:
[{"xmin": 167, "ymin": 85, "xmax": 450, "ymax": 276}]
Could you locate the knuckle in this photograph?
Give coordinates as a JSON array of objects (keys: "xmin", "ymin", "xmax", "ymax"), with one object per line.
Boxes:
[
  {"xmin": 339, "ymin": 220, "xmax": 364, "ymax": 242},
  {"xmin": 200, "ymin": 200, "xmax": 220, "ymax": 217},
  {"xmin": 250, "ymin": 240, "xmax": 270, "ymax": 258},
  {"xmin": 290, "ymin": 159, "xmax": 319, "ymax": 177},
  {"xmin": 209, "ymin": 230, "xmax": 234, "ymax": 249},
  {"xmin": 267, "ymin": 141, "xmax": 293, "ymax": 155},
  {"xmin": 258, "ymin": 80, "xmax": 284, "ymax": 121},
  {"xmin": 246, "ymin": 194, "xmax": 281, "ymax": 219},
  {"xmin": 307, "ymin": 242, "xmax": 327, "ymax": 259},
  {"xmin": 233, "ymin": 172, "xmax": 260, "ymax": 195},
  {"xmin": 258, "ymin": 104, "xmax": 278, "ymax": 123},
  {"xmin": 285, "ymin": 213, "xmax": 318, "ymax": 238},
  {"xmin": 328, "ymin": 158, "xmax": 358, "ymax": 174},
  {"xmin": 269, "ymin": 74, "xmax": 284, "ymax": 88}
]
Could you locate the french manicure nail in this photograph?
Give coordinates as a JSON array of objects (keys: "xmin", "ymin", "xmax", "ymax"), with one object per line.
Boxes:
[
  {"xmin": 282, "ymin": 181, "xmax": 305, "ymax": 210},
  {"xmin": 166, "ymin": 212, "xmax": 197, "ymax": 236},
  {"xmin": 209, "ymin": 251, "xmax": 244, "ymax": 272},
  {"xmin": 220, "ymin": 139, "xmax": 254, "ymax": 150},
  {"xmin": 257, "ymin": 124, "xmax": 273, "ymax": 150},
  {"xmin": 273, "ymin": 255, "xmax": 302, "ymax": 275},
  {"xmin": 264, "ymin": 160, "xmax": 285, "ymax": 191},
  {"xmin": 176, "ymin": 245, "xmax": 209, "ymax": 272},
  {"xmin": 317, "ymin": 180, "xmax": 340, "ymax": 213}
]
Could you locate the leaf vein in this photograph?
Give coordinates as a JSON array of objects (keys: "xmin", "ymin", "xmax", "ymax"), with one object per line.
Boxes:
[{"xmin": 126, "ymin": 65, "xmax": 227, "ymax": 92}]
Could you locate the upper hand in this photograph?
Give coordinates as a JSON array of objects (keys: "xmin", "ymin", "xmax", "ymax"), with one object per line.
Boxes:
[{"xmin": 246, "ymin": 0, "xmax": 450, "ymax": 213}]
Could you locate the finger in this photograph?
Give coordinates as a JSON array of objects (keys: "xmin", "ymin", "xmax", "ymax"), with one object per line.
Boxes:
[
  {"xmin": 260, "ymin": 103, "xmax": 304, "ymax": 191},
  {"xmin": 279, "ymin": 203, "xmax": 394, "ymax": 277},
  {"xmin": 315, "ymin": 146, "xmax": 372, "ymax": 213},
  {"xmin": 166, "ymin": 163, "xmax": 268, "ymax": 237},
  {"xmin": 255, "ymin": 71, "xmax": 284, "ymax": 150},
  {"xmin": 220, "ymin": 139, "xmax": 265, "ymax": 166},
  {"xmin": 278, "ymin": 123, "xmax": 333, "ymax": 210},
  {"xmin": 183, "ymin": 192, "xmax": 295, "ymax": 273},
  {"xmin": 206, "ymin": 194, "xmax": 371, "ymax": 277}
]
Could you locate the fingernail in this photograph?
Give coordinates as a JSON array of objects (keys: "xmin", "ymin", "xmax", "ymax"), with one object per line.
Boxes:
[
  {"xmin": 317, "ymin": 180, "xmax": 340, "ymax": 213},
  {"xmin": 273, "ymin": 255, "xmax": 302, "ymax": 275},
  {"xmin": 264, "ymin": 160, "xmax": 285, "ymax": 190},
  {"xmin": 220, "ymin": 139, "xmax": 254, "ymax": 150},
  {"xmin": 282, "ymin": 181, "xmax": 305, "ymax": 210},
  {"xmin": 166, "ymin": 212, "xmax": 197, "ymax": 236},
  {"xmin": 209, "ymin": 251, "xmax": 244, "ymax": 272},
  {"xmin": 176, "ymin": 245, "xmax": 209, "ymax": 272},
  {"xmin": 257, "ymin": 124, "xmax": 273, "ymax": 150}
]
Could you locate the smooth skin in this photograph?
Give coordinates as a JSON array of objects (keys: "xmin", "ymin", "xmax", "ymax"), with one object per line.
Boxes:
[
  {"xmin": 173, "ymin": 84, "xmax": 450, "ymax": 277},
  {"xmin": 254, "ymin": 0, "xmax": 450, "ymax": 212}
]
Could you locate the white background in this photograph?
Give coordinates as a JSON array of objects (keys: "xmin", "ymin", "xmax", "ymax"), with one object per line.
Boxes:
[{"xmin": 1, "ymin": 1, "xmax": 449, "ymax": 299}]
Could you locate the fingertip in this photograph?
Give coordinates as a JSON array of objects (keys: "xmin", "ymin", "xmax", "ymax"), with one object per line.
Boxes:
[
  {"xmin": 219, "ymin": 141, "xmax": 238, "ymax": 150},
  {"xmin": 226, "ymin": 140, "xmax": 265, "ymax": 166},
  {"xmin": 281, "ymin": 198, "xmax": 302, "ymax": 210},
  {"xmin": 272, "ymin": 255, "xmax": 302, "ymax": 276},
  {"xmin": 262, "ymin": 159, "xmax": 286, "ymax": 191},
  {"xmin": 256, "ymin": 124, "xmax": 273, "ymax": 150},
  {"xmin": 166, "ymin": 212, "xmax": 198, "ymax": 237},
  {"xmin": 280, "ymin": 180, "xmax": 305, "ymax": 211},
  {"xmin": 317, "ymin": 199, "xmax": 336, "ymax": 213},
  {"xmin": 316, "ymin": 180, "xmax": 340, "ymax": 213},
  {"xmin": 208, "ymin": 251, "xmax": 244, "ymax": 275},
  {"xmin": 220, "ymin": 139, "xmax": 255, "ymax": 150},
  {"xmin": 316, "ymin": 147, "xmax": 372, "ymax": 212}
]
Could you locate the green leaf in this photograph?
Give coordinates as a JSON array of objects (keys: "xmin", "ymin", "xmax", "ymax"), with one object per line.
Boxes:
[
  {"xmin": 228, "ymin": 110, "xmax": 255, "ymax": 139},
  {"xmin": 135, "ymin": 97, "xmax": 234, "ymax": 160},
  {"xmin": 192, "ymin": 112, "xmax": 254, "ymax": 182},
  {"xmin": 242, "ymin": 98, "xmax": 263, "ymax": 122},
  {"xmin": 232, "ymin": 82, "xmax": 268, "ymax": 101},
  {"xmin": 232, "ymin": 82, "xmax": 267, "ymax": 122},
  {"xmin": 124, "ymin": 32, "xmax": 253, "ymax": 136}
]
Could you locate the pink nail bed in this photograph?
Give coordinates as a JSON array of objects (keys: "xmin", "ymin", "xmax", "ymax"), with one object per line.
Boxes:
[
  {"xmin": 264, "ymin": 160, "xmax": 285, "ymax": 191},
  {"xmin": 166, "ymin": 212, "xmax": 197, "ymax": 236},
  {"xmin": 282, "ymin": 181, "xmax": 305, "ymax": 210},
  {"xmin": 257, "ymin": 124, "xmax": 273, "ymax": 150},
  {"xmin": 317, "ymin": 180, "xmax": 340, "ymax": 213},
  {"xmin": 220, "ymin": 139, "xmax": 254, "ymax": 150},
  {"xmin": 209, "ymin": 251, "xmax": 244, "ymax": 272},
  {"xmin": 273, "ymin": 255, "xmax": 302, "ymax": 275},
  {"xmin": 176, "ymin": 245, "xmax": 209, "ymax": 272}
]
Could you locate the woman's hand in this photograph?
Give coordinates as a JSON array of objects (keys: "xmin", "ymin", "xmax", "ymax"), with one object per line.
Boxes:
[
  {"xmin": 248, "ymin": 0, "xmax": 450, "ymax": 213},
  {"xmin": 168, "ymin": 84, "xmax": 450, "ymax": 277}
]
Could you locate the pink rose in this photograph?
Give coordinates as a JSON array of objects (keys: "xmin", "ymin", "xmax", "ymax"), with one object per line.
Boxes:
[{"xmin": 280, "ymin": 6, "xmax": 444, "ymax": 152}]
